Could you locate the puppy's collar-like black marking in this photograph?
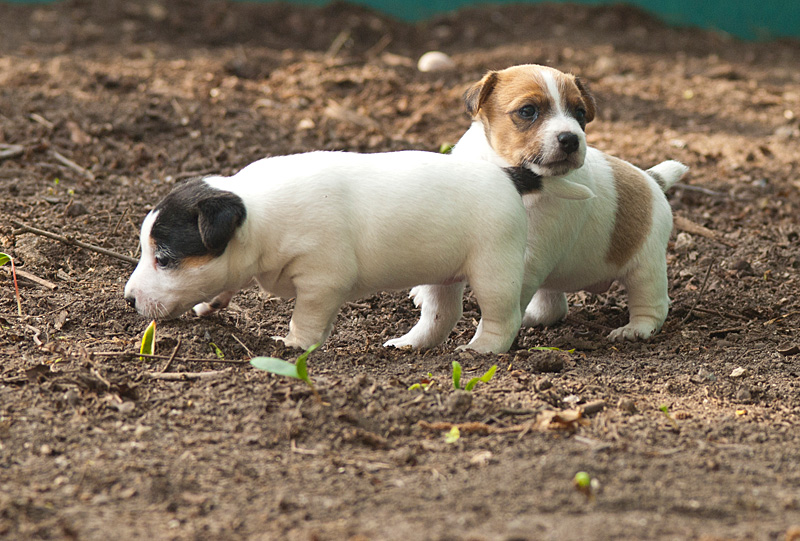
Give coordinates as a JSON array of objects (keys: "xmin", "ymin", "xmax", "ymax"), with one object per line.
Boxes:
[{"xmin": 503, "ymin": 166, "xmax": 543, "ymax": 194}]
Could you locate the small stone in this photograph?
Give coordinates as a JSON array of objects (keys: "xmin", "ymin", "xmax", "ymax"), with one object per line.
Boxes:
[
  {"xmin": 674, "ymin": 232, "xmax": 694, "ymax": 252},
  {"xmin": 446, "ymin": 390, "xmax": 472, "ymax": 414},
  {"xmin": 469, "ymin": 450, "xmax": 493, "ymax": 467},
  {"xmin": 730, "ymin": 367, "xmax": 749, "ymax": 378},
  {"xmin": 617, "ymin": 398, "xmax": 638, "ymax": 415},
  {"xmin": 417, "ymin": 51, "xmax": 456, "ymax": 73},
  {"xmin": 735, "ymin": 387, "xmax": 752, "ymax": 401},
  {"xmin": 297, "ymin": 118, "xmax": 315, "ymax": 130}
]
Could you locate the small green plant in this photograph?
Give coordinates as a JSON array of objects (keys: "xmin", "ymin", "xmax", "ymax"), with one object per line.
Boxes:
[
  {"xmin": 573, "ymin": 471, "xmax": 595, "ymax": 500},
  {"xmin": 0, "ymin": 252, "xmax": 22, "ymax": 316},
  {"xmin": 139, "ymin": 320, "xmax": 156, "ymax": 361},
  {"xmin": 251, "ymin": 344, "xmax": 320, "ymax": 400},
  {"xmin": 444, "ymin": 425, "xmax": 460, "ymax": 444},
  {"xmin": 439, "ymin": 142, "xmax": 454, "ymax": 154},
  {"xmin": 408, "ymin": 372, "xmax": 435, "ymax": 392},
  {"xmin": 452, "ymin": 361, "xmax": 497, "ymax": 391},
  {"xmin": 209, "ymin": 342, "xmax": 224, "ymax": 359},
  {"xmin": 529, "ymin": 346, "xmax": 576, "ymax": 353},
  {"xmin": 659, "ymin": 404, "xmax": 679, "ymax": 429}
]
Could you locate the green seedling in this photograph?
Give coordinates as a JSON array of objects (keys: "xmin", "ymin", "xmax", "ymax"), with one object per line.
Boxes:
[
  {"xmin": 452, "ymin": 361, "xmax": 497, "ymax": 391},
  {"xmin": 251, "ymin": 344, "xmax": 320, "ymax": 400},
  {"xmin": 444, "ymin": 426, "xmax": 460, "ymax": 444},
  {"xmin": 209, "ymin": 342, "xmax": 224, "ymax": 359},
  {"xmin": 529, "ymin": 346, "xmax": 576, "ymax": 353},
  {"xmin": 439, "ymin": 142, "xmax": 454, "ymax": 154},
  {"xmin": 408, "ymin": 372, "xmax": 434, "ymax": 392},
  {"xmin": 0, "ymin": 252, "xmax": 22, "ymax": 316},
  {"xmin": 573, "ymin": 471, "xmax": 594, "ymax": 500},
  {"xmin": 659, "ymin": 404, "xmax": 679, "ymax": 429},
  {"xmin": 139, "ymin": 320, "xmax": 156, "ymax": 360}
]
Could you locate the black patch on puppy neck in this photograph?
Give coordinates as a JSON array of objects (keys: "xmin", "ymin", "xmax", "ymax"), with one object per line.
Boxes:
[
  {"xmin": 150, "ymin": 178, "xmax": 246, "ymax": 265},
  {"xmin": 504, "ymin": 166, "xmax": 542, "ymax": 194}
]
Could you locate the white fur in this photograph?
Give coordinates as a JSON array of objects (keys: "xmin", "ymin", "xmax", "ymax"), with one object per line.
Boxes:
[
  {"xmin": 388, "ymin": 120, "xmax": 688, "ymax": 346},
  {"xmin": 124, "ymin": 150, "xmax": 535, "ymax": 353}
]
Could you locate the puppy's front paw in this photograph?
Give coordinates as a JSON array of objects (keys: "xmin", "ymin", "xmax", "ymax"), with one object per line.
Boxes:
[
  {"xmin": 608, "ymin": 323, "xmax": 658, "ymax": 342},
  {"xmin": 272, "ymin": 334, "xmax": 317, "ymax": 350},
  {"xmin": 382, "ymin": 337, "xmax": 414, "ymax": 351},
  {"xmin": 193, "ymin": 302, "xmax": 217, "ymax": 317}
]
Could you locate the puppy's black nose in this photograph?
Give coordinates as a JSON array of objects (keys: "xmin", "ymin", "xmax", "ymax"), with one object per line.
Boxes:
[
  {"xmin": 125, "ymin": 296, "xmax": 136, "ymax": 309},
  {"xmin": 557, "ymin": 132, "xmax": 580, "ymax": 154}
]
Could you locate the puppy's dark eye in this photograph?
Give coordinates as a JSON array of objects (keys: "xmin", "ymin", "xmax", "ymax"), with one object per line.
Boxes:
[
  {"xmin": 155, "ymin": 253, "xmax": 173, "ymax": 269},
  {"xmin": 574, "ymin": 107, "xmax": 587, "ymax": 125},
  {"xmin": 517, "ymin": 105, "xmax": 538, "ymax": 121}
]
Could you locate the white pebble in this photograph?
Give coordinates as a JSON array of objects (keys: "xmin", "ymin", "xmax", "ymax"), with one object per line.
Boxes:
[{"xmin": 417, "ymin": 51, "xmax": 456, "ymax": 73}]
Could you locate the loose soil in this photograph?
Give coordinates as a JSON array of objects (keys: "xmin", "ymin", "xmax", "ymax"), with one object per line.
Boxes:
[{"xmin": 1, "ymin": 1, "xmax": 799, "ymax": 540}]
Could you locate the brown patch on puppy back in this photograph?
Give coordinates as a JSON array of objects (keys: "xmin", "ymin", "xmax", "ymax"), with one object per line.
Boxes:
[{"xmin": 606, "ymin": 156, "xmax": 653, "ymax": 268}]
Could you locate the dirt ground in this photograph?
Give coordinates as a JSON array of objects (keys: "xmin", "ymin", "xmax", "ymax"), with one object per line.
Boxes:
[{"xmin": 1, "ymin": 1, "xmax": 799, "ymax": 539}]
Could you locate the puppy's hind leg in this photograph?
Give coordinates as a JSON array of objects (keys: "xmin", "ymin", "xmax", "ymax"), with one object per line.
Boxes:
[
  {"xmin": 608, "ymin": 260, "xmax": 669, "ymax": 342},
  {"xmin": 522, "ymin": 289, "xmax": 568, "ymax": 328},
  {"xmin": 384, "ymin": 283, "xmax": 465, "ymax": 350}
]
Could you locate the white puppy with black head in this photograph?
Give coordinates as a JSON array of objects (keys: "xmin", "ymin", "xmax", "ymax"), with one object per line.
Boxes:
[
  {"xmin": 386, "ymin": 64, "xmax": 688, "ymax": 347},
  {"xmin": 124, "ymin": 150, "xmax": 556, "ymax": 353}
]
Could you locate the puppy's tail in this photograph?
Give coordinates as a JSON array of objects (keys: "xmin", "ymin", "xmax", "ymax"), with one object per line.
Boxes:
[{"xmin": 647, "ymin": 160, "xmax": 689, "ymax": 192}]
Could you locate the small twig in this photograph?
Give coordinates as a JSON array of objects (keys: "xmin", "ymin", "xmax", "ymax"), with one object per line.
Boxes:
[
  {"xmin": 51, "ymin": 150, "xmax": 96, "ymax": 182},
  {"xmin": 231, "ymin": 334, "xmax": 254, "ymax": 358},
  {"xmin": 92, "ymin": 351, "xmax": 249, "ymax": 364},
  {"xmin": 673, "ymin": 215, "xmax": 735, "ymax": 248},
  {"xmin": 11, "ymin": 219, "xmax": 137, "ymax": 265},
  {"xmin": 674, "ymin": 182, "xmax": 729, "ymax": 198},
  {"xmin": 29, "ymin": 113, "xmax": 54, "ymax": 129},
  {"xmin": 159, "ymin": 337, "xmax": 182, "ymax": 373},
  {"xmin": 111, "ymin": 207, "xmax": 129, "ymax": 236},
  {"xmin": 8, "ymin": 268, "xmax": 57, "ymax": 290},
  {"xmin": 145, "ymin": 368, "xmax": 232, "ymax": 381},
  {"xmin": 0, "ymin": 144, "xmax": 24, "ymax": 161},
  {"xmin": 9, "ymin": 256, "xmax": 22, "ymax": 316},
  {"xmin": 690, "ymin": 306, "xmax": 748, "ymax": 321},
  {"xmin": 326, "ymin": 30, "xmax": 351, "ymax": 58},
  {"xmin": 680, "ymin": 258, "xmax": 716, "ymax": 326}
]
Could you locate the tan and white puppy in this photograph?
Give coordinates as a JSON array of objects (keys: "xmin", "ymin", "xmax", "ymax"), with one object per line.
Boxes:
[
  {"xmin": 386, "ymin": 65, "xmax": 687, "ymax": 346},
  {"xmin": 124, "ymin": 150, "xmax": 553, "ymax": 353}
]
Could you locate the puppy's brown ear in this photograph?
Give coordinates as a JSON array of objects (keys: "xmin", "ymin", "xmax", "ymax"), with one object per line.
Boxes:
[
  {"xmin": 464, "ymin": 71, "xmax": 498, "ymax": 117},
  {"xmin": 574, "ymin": 77, "xmax": 596, "ymax": 124},
  {"xmin": 197, "ymin": 193, "xmax": 246, "ymax": 257}
]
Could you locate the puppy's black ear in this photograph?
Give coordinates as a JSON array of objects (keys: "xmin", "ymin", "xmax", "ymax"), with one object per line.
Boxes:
[
  {"xmin": 464, "ymin": 71, "xmax": 498, "ymax": 116},
  {"xmin": 574, "ymin": 77, "xmax": 596, "ymax": 124},
  {"xmin": 196, "ymin": 192, "xmax": 246, "ymax": 256}
]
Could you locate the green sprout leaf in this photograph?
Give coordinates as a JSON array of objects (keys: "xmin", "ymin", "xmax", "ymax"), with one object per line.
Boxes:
[
  {"xmin": 529, "ymin": 346, "xmax": 576, "ymax": 353},
  {"xmin": 0, "ymin": 252, "xmax": 21, "ymax": 316},
  {"xmin": 209, "ymin": 342, "xmax": 224, "ymax": 359},
  {"xmin": 659, "ymin": 404, "xmax": 679, "ymax": 429},
  {"xmin": 464, "ymin": 364, "xmax": 497, "ymax": 391},
  {"xmin": 452, "ymin": 361, "xmax": 462, "ymax": 390},
  {"xmin": 140, "ymin": 320, "xmax": 156, "ymax": 361},
  {"xmin": 250, "ymin": 356, "xmax": 303, "ymax": 379},
  {"xmin": 408, "ymin": 372, "xmax": 434, "ymax": 392},
  {"xmin": 250, "ymin": 344, "xmax": 321, "ymax": 399},
  {"xmin": 574, "ymin": 471, "xmax": 591, "ymax": 489},
  {"xmin": 439, "ymin": 142, "xmax": 454, "ymax": 154},
  {"xmin": 295, "ymin": 343, "xmax": 318, "ymax": 383},
  {"xmin": 0, "ymin": 253, "xmax": 10, "ymax": 266},
  {"xmin": 444, "ymin": 426, "xmax": 460, "ymax": 444}
]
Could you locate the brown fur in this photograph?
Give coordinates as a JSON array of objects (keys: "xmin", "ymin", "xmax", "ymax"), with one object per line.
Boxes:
[
  {"xmin": 463, "ymin": 65, "xmax": 595, "ymax": 167},
  {"xmin": 606, "ymin": 156, "xmax": 653, "ymax": 267}
]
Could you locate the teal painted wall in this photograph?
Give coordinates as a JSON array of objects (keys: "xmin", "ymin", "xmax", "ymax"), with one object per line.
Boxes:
[{"xmin": 4, "ymin": 0, "xmax": 799, "ymax": 41}]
